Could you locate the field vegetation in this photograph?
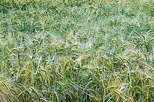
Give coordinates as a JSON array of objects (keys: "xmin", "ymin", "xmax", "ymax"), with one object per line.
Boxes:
[{"xmin": 0, "ymin": 0, "xmax": 154, "ymax": 101}]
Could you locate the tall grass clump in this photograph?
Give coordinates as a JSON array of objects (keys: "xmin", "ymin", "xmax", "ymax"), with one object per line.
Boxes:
[{"xmin": 0, "ymin": 0, "xmax": 153, "ymax": 101}]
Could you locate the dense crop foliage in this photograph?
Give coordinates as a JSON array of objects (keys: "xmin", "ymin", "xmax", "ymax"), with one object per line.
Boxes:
[{"xmin": 0, "ymin": 0, "xmax": 153, "ymax": 101}]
